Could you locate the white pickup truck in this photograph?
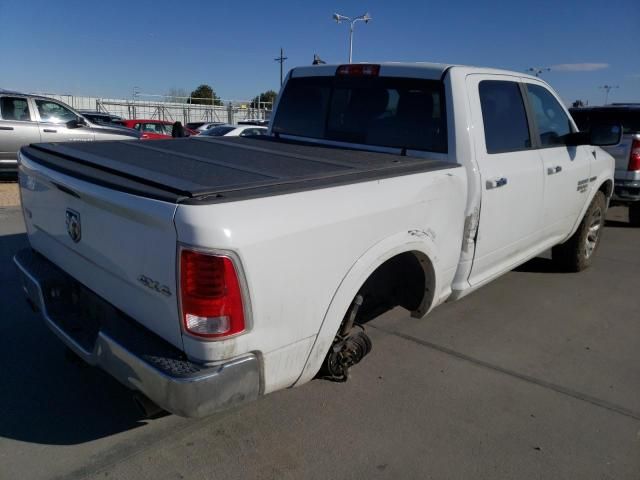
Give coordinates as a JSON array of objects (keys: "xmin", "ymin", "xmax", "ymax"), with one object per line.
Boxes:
[{"xmin": 14, "ymin": 62, "xmax": 620, "ymax": 417}]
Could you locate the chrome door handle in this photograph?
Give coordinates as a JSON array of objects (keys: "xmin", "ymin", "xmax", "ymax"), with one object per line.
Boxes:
[
  {"xmin": 43, "ymin": 129, "xmax": 57, "ymax": 133},
  {"xmin": 486, "ymin": 177, "xmax": 508, "ymax": 189},
  {"xmin": 547, "ymin": 165, "xmax": 562, "ymax": 175}
]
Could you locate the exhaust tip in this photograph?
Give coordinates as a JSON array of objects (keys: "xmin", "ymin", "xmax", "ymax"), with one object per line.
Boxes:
[{"xmin": 132, "ymin": 392, "xmax": 167, "ymax": 419}]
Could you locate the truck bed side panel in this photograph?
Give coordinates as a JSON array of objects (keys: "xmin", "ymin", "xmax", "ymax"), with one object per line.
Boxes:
[{"xmin": 174, "ymin": 166, "xmax": 467, "ymax": 391}]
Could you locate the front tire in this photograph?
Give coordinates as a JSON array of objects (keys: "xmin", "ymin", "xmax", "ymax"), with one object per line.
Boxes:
[
  {"xmin": 552, "ymin": 191, "xmax": 606, "ymax": 272},
  {"xmin": 629, "ymin": 203, "xmax": 640, "ymax": 227}
]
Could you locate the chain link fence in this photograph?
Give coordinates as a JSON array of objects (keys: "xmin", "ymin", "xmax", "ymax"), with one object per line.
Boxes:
[{"xmin": 34, "ymin": 93, "xmax": 272, "ymax": 125}]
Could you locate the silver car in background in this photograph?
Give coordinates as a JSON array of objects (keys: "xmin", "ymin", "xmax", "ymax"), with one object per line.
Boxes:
[{"xmin": 0, "ymin": 90, "xmax": 140, "ymax": 173}]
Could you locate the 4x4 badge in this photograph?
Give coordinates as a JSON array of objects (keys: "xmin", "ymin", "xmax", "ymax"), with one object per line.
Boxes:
[{"xmin": 65, "ymin": 209, "xmax": 81, "ymax": 243}]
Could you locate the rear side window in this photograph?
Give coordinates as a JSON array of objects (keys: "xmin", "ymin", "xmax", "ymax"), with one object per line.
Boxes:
[
  {"xmin": 201, "ymin": 126, "xmax": 235, "ymax": 136},
  {"xmin": 526, "ymin": 84, "xmax": 572, "ymax": 147},
  {"xmin": 273, "ymin": 76, "xmax": 447, "ymax": 153},
  {"xmin": 479, "ymin": 80, "xmax": 531, "ymax": 154},
  {"xmin": 1, "ymin": 97, "xmax": 31, "ymax": 121},
  {"xmin": 160, "ymin": 124, "xmax": 174, "ymax": 135}
]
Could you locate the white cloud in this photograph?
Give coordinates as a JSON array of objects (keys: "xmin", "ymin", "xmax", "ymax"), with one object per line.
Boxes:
[{"xmin": 550, "ymin": 63, "xmax": 609, "ymax": 72}]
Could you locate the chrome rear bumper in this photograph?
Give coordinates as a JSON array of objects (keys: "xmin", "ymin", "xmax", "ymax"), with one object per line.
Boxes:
[
  {"xmin": 614, "ymin": 179, "xmax": 640, "ymax": 203},
  {"xmin": 14, "ymin": 248, "xmax": 261, "ymax": 418}
]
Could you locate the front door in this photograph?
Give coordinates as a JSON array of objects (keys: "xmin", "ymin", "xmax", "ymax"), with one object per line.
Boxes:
[
  {"xmin": 0, "ymin": 95, "xmax": 40, "ymax": 164},
  {"xmin": 523, "ymin": 82, "xmax": 593, "ymax": 240},
  {"xmin": 33, "ymin": 98, "xmax": 95, "ymax": 143},
  {"xmin": 467, "ymin": 75, "xmax": 545, "ymax": 286}
]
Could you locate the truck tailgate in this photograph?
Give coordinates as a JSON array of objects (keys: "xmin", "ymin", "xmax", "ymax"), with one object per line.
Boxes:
[
  {"xmin": 604, "ymin": 134, "xmax": 639, "ymax": 181},
  {"xmin": 18, "ymin": 152, "xmax": 182, "ymax": 349}
]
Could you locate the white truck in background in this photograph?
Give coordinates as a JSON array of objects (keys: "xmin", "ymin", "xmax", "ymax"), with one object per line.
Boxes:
[{"xmin": 14, "ymin": 62, "xmax": 620, "ymax": 417}]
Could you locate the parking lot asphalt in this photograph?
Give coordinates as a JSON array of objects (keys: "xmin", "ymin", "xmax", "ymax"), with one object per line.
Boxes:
[{"xmin": 0, "ymin": 200, "xmax": 638, "ymax": 480}]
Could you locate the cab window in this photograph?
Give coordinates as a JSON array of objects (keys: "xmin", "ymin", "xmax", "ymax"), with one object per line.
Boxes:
[
  {"xmin": 0, "ymin": 97, "xmax": 32, "ymax": 121},
  {"xmin": 273, "ymin": 76, "xmax": 447, "ymax": 153},
  {"xmin": 526, "ymin": 84, "xmax": 572, "ymax": 147},
  {"xmin": 35, "ymin": 100, "xmax": 77, "ymax": 124}
]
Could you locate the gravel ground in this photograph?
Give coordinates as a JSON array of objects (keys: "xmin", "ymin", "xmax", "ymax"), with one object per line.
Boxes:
[{"xmin": 0, "ymin": 181, "xmax": 19, "ymax": 207}]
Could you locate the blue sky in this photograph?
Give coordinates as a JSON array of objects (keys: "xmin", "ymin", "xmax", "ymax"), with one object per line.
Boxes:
[{"xmin": 1, "ymin": 0, "xmax": 638, "ymax": 105}]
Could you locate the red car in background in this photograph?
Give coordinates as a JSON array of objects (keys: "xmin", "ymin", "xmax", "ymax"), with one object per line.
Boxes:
[{"xmin": 121, "ymin": 119, "xmax": 197, "ymax": 139}]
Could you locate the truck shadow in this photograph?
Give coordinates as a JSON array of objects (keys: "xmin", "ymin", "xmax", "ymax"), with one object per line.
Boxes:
[
  {"xmin": 514, "ymin": 256, "xmax": 566, "ymax": 274},
  {"xmin": 0, "ymin": 232, "xmax": 152, "ymax": 445},
  {"xmin": 604, "ymin": 219, "xmax": 634, "ymax": 229}
]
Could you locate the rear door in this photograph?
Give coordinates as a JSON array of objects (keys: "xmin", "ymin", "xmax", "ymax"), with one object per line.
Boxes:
[
  {"xmin": 34, "ymin": 98, "xmax": 95, "ymax": 143},
  {"xmin": 467, "ymin": 75, "xmax": 545, "ymax": 285},
  {"xmin": 0, "ymin": 95, "xmax": 40, "ymax": 164},
  {"xmin": 523, "ymin": 81, "xmax": 593, "ymax": 239}
]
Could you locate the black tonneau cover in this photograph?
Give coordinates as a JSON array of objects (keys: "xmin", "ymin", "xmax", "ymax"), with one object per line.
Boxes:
[{"xmin": 20, "ymin": 137, "xmax": 458, "ymax": 204}]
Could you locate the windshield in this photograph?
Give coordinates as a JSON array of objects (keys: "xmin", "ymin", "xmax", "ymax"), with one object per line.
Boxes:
[
  {"xmin": 272, "ymin": 75, "xmax": 447, "ymax": 153},
  {"xmin": 571, "ymin": 109, "xmax": 640, "ymax": 135},
  {"xmin": 201, "ymin": 125, "xmax": 235, "ymax": 136}
]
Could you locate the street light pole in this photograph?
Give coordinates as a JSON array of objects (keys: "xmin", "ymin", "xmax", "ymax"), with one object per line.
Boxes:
[
  {"xmin": 348, "ymin": 22, "xmax": 354, "ymax": 64},
  {"xmin": 333, "ymin": 12, "xmax": 372, "ymax": 63},
  {"xmin": 526, "ymin": 67, "xmax": 551, "ymax": 77},
  {"xmin": 599, "ymin": 84, "xmax": 619, "ymax": 105}
]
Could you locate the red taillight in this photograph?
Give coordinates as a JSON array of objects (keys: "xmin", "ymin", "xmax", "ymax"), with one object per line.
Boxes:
[
  {"xmin": 180, "ymin": 249, "xmax": 245, "ymax": 338},
  {"xmin": 628, "ymin": 139, "xmax": 640, "ymax": 171},
  {"xmin": 336, "ymin": 64, "xmax": 380, "ymax": 77}
]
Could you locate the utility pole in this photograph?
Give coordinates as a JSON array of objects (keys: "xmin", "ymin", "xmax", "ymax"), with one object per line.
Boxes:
[
  {"xmin": 274, "ymin": 48, "xmax": 288, "ymax": 87},
  {"xmin": 599, "ymin": 84, "xmax": 619, "ymax": 105},
  {"xmin": 526, "ymin": 67, "xmax": 551, "ymax": 77}
]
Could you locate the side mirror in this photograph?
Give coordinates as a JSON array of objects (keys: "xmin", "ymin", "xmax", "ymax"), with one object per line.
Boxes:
[
  {"xmin": 563, "ymin": 123, "xmax": 622, "ymax": 147},
  {"xmin": 66, "ymin": 117, "xmax": 87, "ymax": 129},
  {"xmin": 590, "ymin": 123, "xmax": 622, "ymax": 147}
]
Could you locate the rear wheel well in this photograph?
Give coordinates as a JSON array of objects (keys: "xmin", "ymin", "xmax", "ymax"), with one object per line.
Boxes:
[{"xmin": 352, "ymin": 251, "xmax": 435, "ymax": 325}]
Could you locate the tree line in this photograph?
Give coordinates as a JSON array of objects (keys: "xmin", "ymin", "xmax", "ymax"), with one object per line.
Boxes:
[{"xmin": 165, "ymin": 85, "xmax": 277, "ymax": 109}]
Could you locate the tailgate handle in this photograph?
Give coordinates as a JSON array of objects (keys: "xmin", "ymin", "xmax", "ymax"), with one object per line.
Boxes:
[
  {"xmin": 0, "ymin": 126, "xmax": 14, "ymax": 131},
  {"xmin": 52, "ymin": 182, "xmax": 81, "ymax": 199}
]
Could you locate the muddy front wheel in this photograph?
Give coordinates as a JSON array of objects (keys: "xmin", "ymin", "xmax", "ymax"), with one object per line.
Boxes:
[{"xmin": 552, "ymin": 191, "xmax": 606, "ymax": 272}]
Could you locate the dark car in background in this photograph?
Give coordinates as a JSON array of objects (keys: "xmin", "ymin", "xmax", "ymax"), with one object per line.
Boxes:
[
  {"xmin": 77, "ymin": 110, "xmax": 125, "ymax": 126},
  {"xmin": 186, "ymin": 121, "xmax": 226, "ymax": 133},
  {"xmin": 570, "ymin": 104, "xmax": 640, "ymax": 226}
]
